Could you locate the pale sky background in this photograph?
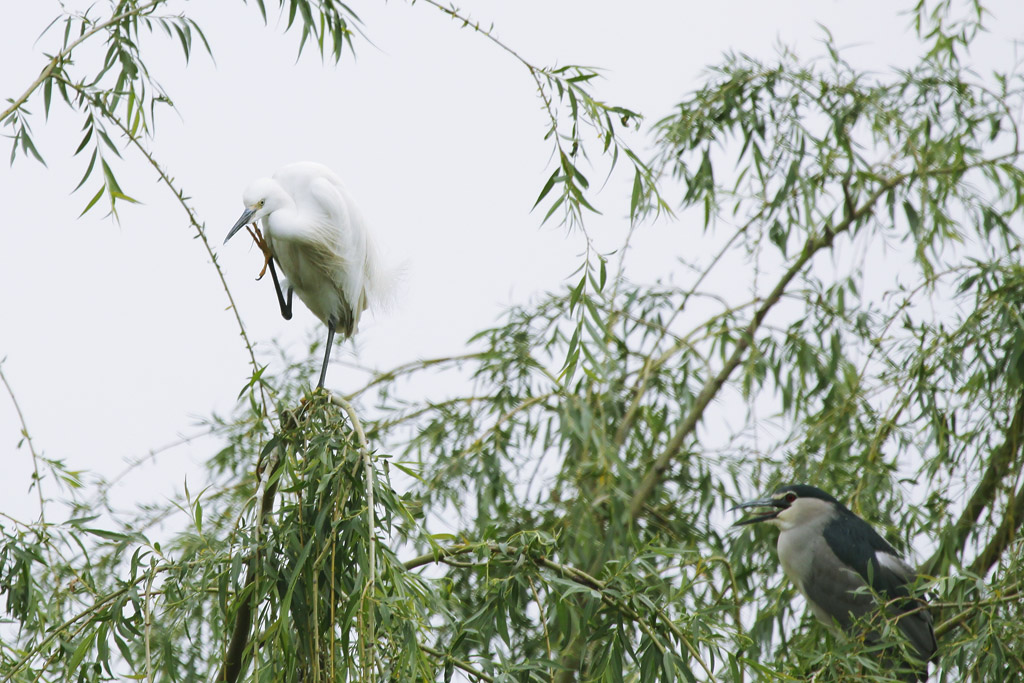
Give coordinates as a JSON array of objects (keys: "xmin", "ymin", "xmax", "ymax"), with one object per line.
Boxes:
[{"xmin": 2, "ymin": 1, "xmax": 1023, "ymax": 526}]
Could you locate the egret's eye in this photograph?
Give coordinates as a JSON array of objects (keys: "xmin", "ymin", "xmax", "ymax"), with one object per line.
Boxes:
[{"xmin": 784, "ymin": 492, "xmax": 797, "ymax": 504}]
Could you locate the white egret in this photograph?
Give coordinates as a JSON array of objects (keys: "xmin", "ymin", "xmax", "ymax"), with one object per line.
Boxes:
[{"xmin": 224, "ymin": 162, "xmax": 388, "ymax": 389}]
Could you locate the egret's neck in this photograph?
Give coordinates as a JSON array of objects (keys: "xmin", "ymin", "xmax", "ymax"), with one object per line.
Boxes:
[
  {"xmin": 262, "ymin": 188, "xmax": 301, "ymax": 239},
  {"xmin": 264, "ymin": 204, "xmax": 311, "ymax": 244}
]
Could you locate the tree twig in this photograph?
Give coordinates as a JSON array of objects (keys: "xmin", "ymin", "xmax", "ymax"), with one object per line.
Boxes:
[
  {"xmin": 143, "ymin": 563, "xmax": 156, "ymax": 683},
  {"xmin": 419, "ymin": 643, "xmax": 494, "ymax": 682},
  {"xmin": 405, "ymin": 542, "xmax": 713, "ymax": 678},
  {"xmin": 0, "ymin": 361, "xmax": 47, "ymax": 525},
  {"xmin": 91, "ymin": 98, "xmax": 274, "ymax": 424}
]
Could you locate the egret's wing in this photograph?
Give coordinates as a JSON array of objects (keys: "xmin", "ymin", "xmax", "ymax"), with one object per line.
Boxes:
[
  {"xmin": 307, "ymin": 168, "xmax": 386, "ymax": 302},
  {"xmin": 307, "ymin": 176, "xmax": 369, "ymax": 329}
]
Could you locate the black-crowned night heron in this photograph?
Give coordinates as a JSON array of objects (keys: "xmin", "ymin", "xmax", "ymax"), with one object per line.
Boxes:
[{"xmin": 732, "ymin": 484, "xmax": 937, "ymax": 679}]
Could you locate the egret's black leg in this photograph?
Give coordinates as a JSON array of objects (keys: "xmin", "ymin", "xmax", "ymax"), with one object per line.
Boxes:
[
  {"xmin": 268, "ymin": 259, "xmax": 293, "ymax": 320},
  {"xmin": 317, "ymin": 320, "xmax": 337, "ymax": 390}
]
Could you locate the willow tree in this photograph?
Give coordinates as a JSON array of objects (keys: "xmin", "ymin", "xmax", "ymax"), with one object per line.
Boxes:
[{"xmin": 2, "ymin": 0, "xmax": 1023, "ymax": 681}]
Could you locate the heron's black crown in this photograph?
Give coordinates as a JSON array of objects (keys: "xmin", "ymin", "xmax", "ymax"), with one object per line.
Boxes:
[{"xmin": 772, "ymin": 484, "xmax": 840, "ymax": 505}]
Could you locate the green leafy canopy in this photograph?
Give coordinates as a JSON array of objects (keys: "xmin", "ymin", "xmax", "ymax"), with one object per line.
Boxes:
[{"xmin": 3, "ymin": 0, "xmax": 1024, "ymax": 681}]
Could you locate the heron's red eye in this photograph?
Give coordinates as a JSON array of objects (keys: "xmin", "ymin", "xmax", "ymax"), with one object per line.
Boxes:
[{"xmin": 785, "ymin": 492, "xmax": 797, "ymax": 503}]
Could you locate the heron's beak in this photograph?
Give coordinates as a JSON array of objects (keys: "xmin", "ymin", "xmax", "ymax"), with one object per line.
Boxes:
[
  {"xmin": 730, "ymin": 496, "xmax": 782, "ymax": 526},
  {"xmin": 225, "ymin": 207, "xmax": 257, "ymax": 244}
]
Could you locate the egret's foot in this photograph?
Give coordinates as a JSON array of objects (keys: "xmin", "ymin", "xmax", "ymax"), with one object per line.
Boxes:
[
  {"xmin": 245, "ymin": 224, "xmax": 273, "ymax": 280},
  {"xmin": 299, "ymin": 387, "xmax": 330, "ymax": 406}
]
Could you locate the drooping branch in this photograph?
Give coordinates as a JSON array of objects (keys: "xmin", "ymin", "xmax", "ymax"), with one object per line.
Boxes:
[
  {"xmin": 6, "ymin": 570, "xmax": 168, "ymax": 680},
  {"xmin": 0, "ymin": 0, "xmax": 165, "ymax": 123},
  {"xmin": 0, "ymin": 362, "xmax": 47, "ymax": 525},
  {"xmin": 923, "ymin": 390, "xmax": 1024, "ymax": 577},
  {"xmin": 216, "ymin": 413, "xmax": 292, "ymax": 683},
  {"xmin": 969, "ymin": 479, "xmax": 1024, "ymax": 579},
  {"xmin": 404, "ymin": 541, "xmax": 715, "ymax": 678},
  {"xmin": 330, "ymin": 393, "xmax": 379, "ymax": 675},
  {"xmin": 419, "ymin": 643, "xmax": 495, "ymax": 683},
  {"xmin": 417, "ymin": 0, "xmax": 660, "ymax": 234},
  {"xmin": 88, "ymin": 95, "xmax": 273, "ymax": 419}
]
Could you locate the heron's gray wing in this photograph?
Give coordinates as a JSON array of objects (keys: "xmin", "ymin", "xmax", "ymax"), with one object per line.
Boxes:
[
  {"xmin": 823, "ymin": 515, "xmax": 937, "ymax": 663},
  {"xmin": 800, "ymin": 535, "xmax": 877, "ymax": 630},
  {"xmin": 873, "ymin": 551, "xmax": 937, "ymax": 664}
]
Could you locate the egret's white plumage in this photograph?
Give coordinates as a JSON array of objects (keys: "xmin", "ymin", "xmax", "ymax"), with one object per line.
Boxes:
[{"xmin": 225, "ymin": 162, "xmax": 388, "ymax": 388}]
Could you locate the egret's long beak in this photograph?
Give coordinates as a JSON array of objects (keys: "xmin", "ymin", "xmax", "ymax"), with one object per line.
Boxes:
[
  {"xmin": 225, "ymin": 207, "xmax": 257, "ymax": 244},
  {"xmin": 731, "ymin": 496, "xmax": 782, "ymax": 526}
]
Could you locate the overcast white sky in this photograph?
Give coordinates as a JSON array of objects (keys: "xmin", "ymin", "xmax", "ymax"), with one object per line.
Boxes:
[{"xmin": 2, "ymin": 1, "xmax": 1023, "ymax": 524}]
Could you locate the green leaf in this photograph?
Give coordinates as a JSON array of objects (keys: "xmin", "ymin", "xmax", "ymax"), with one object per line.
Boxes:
[
  {"xmin": 79, "ymin": 185, "xmax": 105, "ymax": 217},
  {"xmin": 19, "ymin": 129, "xmax": 46, "ymax": 166},
  {"xmin": 630, "ymin": 166, "xmax": 643, "ymax": 221},
  {"xmin": 43, "ymin": 74, "xmax": 53, "ymax": 119},
  {"xmin": 533, "ymin": 168, "xmax": 561, "ymax": 209},
  {"xmin": 903, "ymin": 200, "xmax": 921, "ymax": 236},
  {"xmin": 97, "ymin": 128, "xmax": 123, "ymax": 157},
  {"xmin": 74, "ymin": 126, "xmax": 93, "ymax": 156},
  {"xmin": 69, "ymin": 628, "xmax": 95, "ymax": 671},
  {"xmin": 769, "ymin": 219, "xmax": 787, "ymax": 255},
  {"xmin": 83, "ymin": 527, "xmax": 131, "ymax": 541},
  {"xmin": 66, "ymin": 515, "xmax": 101, "ymax": 526}
]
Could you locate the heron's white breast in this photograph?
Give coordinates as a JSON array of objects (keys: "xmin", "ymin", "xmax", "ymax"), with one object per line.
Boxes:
[{"xmin": 775, "ymin": 500, "xmax": 835, "ymax": 594}]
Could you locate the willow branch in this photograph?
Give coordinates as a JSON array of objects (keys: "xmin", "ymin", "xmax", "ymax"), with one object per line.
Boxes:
[
  {"xmin": 0, "ymin": 362, "xmax": 47, "ymax": 525},
  {"xmin": 330, "ymin": 393, "xmax": 378, "ymax": 677},
  {"xmin": 70, "ymin": 88, "xmax": 276, "ymax": 427},
  {"xmin": 627, "ymin": 180, "xmax": 899, "ymax": 521},
  {"xmin": 933, "ymin": 580, "xmax": 1024, "ymax": 639},
  {"xmin": 344, "ymin": 352, "xmax": 483, "ymax": 400},
  {"xmin": 419, "ymin": 643, "xmax": 494, "ymax": 682},
  {"xmin": 217, "ymin": 413, "xmax": 291, "ymax": 683},
  {"xmin": 6, "ymin": 567, "xmax": 169, "ymax": 680},
  {"xmin": 968, "ymin": 481, "xmax": 1024, "ymax": 579},
  {"xmin": 924, "ymin": 390, "xmax": 1024, "ymax": 576},
  {"xmin": 404, "ymin": 542, "xmax": 713, "ymax": 678},
  {"xmin": 143, "ymin": 564, "xmax": 156, "ymax": 683},
  {"xmin": 537, "ymin": 556, "xmax": 713, "ymax": 677},
  {"xmin": 1, "ymin": 0, "xmax": 164, "ymax": 122},
  {"xmin": 403, "ymin": 544, "xmax": 476, "ymax": 571},
  {"xmin": 0, "ymin": 361, "xmax": 61, "ymax": 590}
]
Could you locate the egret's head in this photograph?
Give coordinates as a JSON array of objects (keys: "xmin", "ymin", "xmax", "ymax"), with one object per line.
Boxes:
[
  {"xmin": 224, "ymin": 178, "xmax": 289, "ymax": 244},
  {"xmin": 731, "ymin": 484, "xmax": 839, "ymax": 531}
]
